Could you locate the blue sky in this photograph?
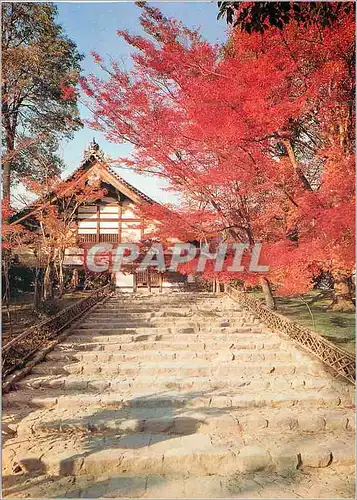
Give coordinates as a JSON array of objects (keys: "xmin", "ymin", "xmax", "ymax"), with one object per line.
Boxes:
[{"xmin": 54, "ymin": 1, "xmax": 228, "ymax": 203}]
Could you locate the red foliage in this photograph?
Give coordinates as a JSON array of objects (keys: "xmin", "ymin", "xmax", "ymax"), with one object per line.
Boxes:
[
  {"xmin": 2, "ymin": 198, "xmax": 33, "ymax": 251},
  {"xmin": 16, "ymin": 172, "xmax": 107, "ymax": 261},
  {"xmin": 59, "ymin": 82, "xmax": 77, "ymax": 102},
  {"xmin": 82, "ymin": 4, "xmax": 355, "ymax": 293}
]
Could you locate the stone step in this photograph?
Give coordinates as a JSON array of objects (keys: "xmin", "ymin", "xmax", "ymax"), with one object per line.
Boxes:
[
  {"xmin": 90, "ymin": 312, "xmax": 184, "ymax": 319},
  {"xmin": 3, "ymin": 468, "xmax": 356, "ymax": 499},
  {"xmin": 99, "ymin": 300, "xmax": 243, "ymax": 306},
  {"xmin": 109, "ymin": 294, "xmax": 222, "ymax": 301},
  {"xmin": 103, "ymin": 299, "xmax": 224, "ymax": 306},
  {"xmin": 109, "ymin": 292, "xmax": 217, "ymax": 297},
  {"xmin": 10, "ymin": 432, "xmax": 355, "ymax": 478},
  {"xmin": 16, "ymin": 372, "xmax": 334, "ymax": 393},
  {"xmin": 16, "ymin": 405, "xmax": 354, "ymax": 438},
  {"xmin": 98, "ymin": 297, "xmax": 240, "ymax": 305},
  {"xmin": 69, "ymin": 328, "xmax": 265, "ymax": 340},
  {"xmin": 30, "ymin": 359, "xmax": 313, "ymax": 377},
  {"xmin": 59, "ymin": 337, "xmax": 280, "ymax": 351},
  {"xmin": 106, "ymin": 296, "xmax": 238, "ymax": 302},
  {"xmin": 98, "ymin": 307, "xmax": 250, "ymax": 317},
  {"xmin": 3, "ymin": 290, "xmax": 355, "ymax": 500},
  {"xmin": 102, "ymin": 304, "xmax": 239, "ymax": 311},
  {"xmin": 78, "ymin": 319, "xmax": 258, "ymax": 329},
  {"xmin": 104, "ymin": 300, "xmax": 222, "ymax": 308},
  {"xmin": 108, "ymin": 293, "xmax": 215, "ymax": 299},
  {"xmin": 98, "ymin": 300, "xmax": 241, "ymax": 311},
  {"xmin": 95, "ymin": 306, "xmax": 172, "ymax": 312},
  {"xmin": 46, "ymin": 348, "xmax": 293, "ymax": 363},
  {"xmin": 89, "ymin": 311, "xmax": 248, "ymax": 320},
  {"xmin": 6, "ymin": 387, "xmax": 343, "ymax": 411}
]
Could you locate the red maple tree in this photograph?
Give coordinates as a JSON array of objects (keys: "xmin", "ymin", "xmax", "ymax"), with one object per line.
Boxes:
[
  {"xmin": 16, "ymin": 171, "xmax": 107, "ymax": 304},
  {"xmin": 82, "ymin": 3, "xmax": 355, "ymax": 309},
  {"xmin": 2, "ymin": 198, "xmax": 34, "ymax": 306}
]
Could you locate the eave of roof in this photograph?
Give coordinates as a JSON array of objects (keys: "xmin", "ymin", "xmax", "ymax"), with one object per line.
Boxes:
[{"xmin": 11, "ymin": 142, "xmax": 156, "ymax": 225}]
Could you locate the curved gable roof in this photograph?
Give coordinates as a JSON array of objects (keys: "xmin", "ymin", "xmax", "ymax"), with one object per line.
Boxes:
[{"xmin": 12, "ymin": 141, "xmax": 155, "ymax": 225}]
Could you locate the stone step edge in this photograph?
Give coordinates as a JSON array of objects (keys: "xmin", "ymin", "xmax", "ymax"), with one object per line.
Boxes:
[
  {"xmin": 65, "ymin": 334, "xmax": 273, "ymax": 343},
  {"xmin": 1, "ymin": 470, "xmax": 351, "ymax": 500},
  {"xmin": 61, "ymin": 341, "xmax": 275, "ymax": 350},
  {"xmin": 13, "ymin": 377, "xmax": 342, "ymax": 395},
  {"xmin": 45, "ymin": 351, "xmax": 293, "ymax": 361},
  {"xmin": 71, "ymin": 326, "xmax": 263, "ymax": 332},
  {"xmin": 5, "ymin": 391, "xmax": 346, "ymax": 410},
  {"xmin": 13, "ymin": 436, "xmax": 355, "ymax": 477},
  {"xmin": 16, "ymin": 410, "xmax": 355, "ymax": 438},
  {"xmin": 28, "ymin": 365, "xmax": 318, "ymax": 377},
  {"xmin": 31, "ymin": 359, "xmax": 306, "ymax": 370}
]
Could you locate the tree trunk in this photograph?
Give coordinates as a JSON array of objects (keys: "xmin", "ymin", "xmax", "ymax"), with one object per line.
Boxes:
[
  {"xmin": 260, "ymin": 277, "xmax": 276, "ymax": 310},
  {"xmin": 70, "ymin": 268, "xmax": 79, "ymax": 290},
  {"xmin": 2, "ymin": 256, "xmax": 11, "ymax": 303},
  {"xmin": 58, "ymin": 265, "xmax": 64, "ymax": 298},
  {"xmin": 58, "ymin": 252, "xmax": 65, "ymax": 298},
  {"xmin": 330, "ymin": 273, "xmax": 355, "ymax": 311},
  {"xmin": 33, "ymin": 267, "xmax": 42, "ymax": 310},
  {"xmin": 283, "ymin": 139, "xmax": 313, "ymax": 192},
  {"xmin": 43, "ymin": 263, "xmax": 54, "ymax": 300},
  {"xmin": 2, "ymin": 115, "xmax": 16, "ymax": 201},
  {"xmin": 2, "ymin": 158, "xmax": 11, "ymax": 200}
]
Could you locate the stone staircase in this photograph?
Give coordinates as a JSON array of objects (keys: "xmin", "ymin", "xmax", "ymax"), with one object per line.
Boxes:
[{"xmin": 2, "ymin": 292, "xmax": 355, "ymax": 499}]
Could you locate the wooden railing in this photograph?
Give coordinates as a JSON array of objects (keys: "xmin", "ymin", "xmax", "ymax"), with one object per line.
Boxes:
[
  {"xmin": 2, "ymin": 284, "xmax": 112, "ymax": 380},
  {"xmin": 226, "ymin": 284, "xmax": 356, "ymax": 385},
  {"xmin": 77, "ymin": 233, "xmax": 98, "ymax": 244},
  {"xmin": 77, "ymin": 234, "xmax": 120, "ymax": 244}
]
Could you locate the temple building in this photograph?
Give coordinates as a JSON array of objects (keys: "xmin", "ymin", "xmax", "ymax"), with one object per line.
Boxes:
[{"xmin": 14, "ymin": 140, "xmax": 188, "ymax": 293}]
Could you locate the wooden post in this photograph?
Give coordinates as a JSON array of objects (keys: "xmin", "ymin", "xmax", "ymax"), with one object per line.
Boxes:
[
  {"xmin": 96, "ymin": 204, "xmax": 100, "ymax": 243},
  {"xmin": 118, "ymin": 195, "xmax": 122, "ymax": 244},
  {"xmin": 110, "ymin": 271, "xmax": 116, "ymax": 291},
  {"xmin": 148, "ymin": 270, "xmax": 151, "ymax": 294}
]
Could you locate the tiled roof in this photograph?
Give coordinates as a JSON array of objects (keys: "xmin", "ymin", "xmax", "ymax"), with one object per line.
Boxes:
[{"xmin": 106, "ymin": 164, "xmax": 155, "ymax": 204}]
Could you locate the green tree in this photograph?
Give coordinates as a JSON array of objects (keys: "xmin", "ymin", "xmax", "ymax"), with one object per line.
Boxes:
[
  {"xmin": 1, "ymin": 2, "xmax": 83, "ymax": 200},
  {"xmin": 217, "ymin": 1, "xmax": 354, "ymax": 33}
]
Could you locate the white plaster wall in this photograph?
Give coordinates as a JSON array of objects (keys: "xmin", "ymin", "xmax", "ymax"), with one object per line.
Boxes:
[{"xmin": 115, "ymin": 271, "xmax": 134, "ymax": 292}]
